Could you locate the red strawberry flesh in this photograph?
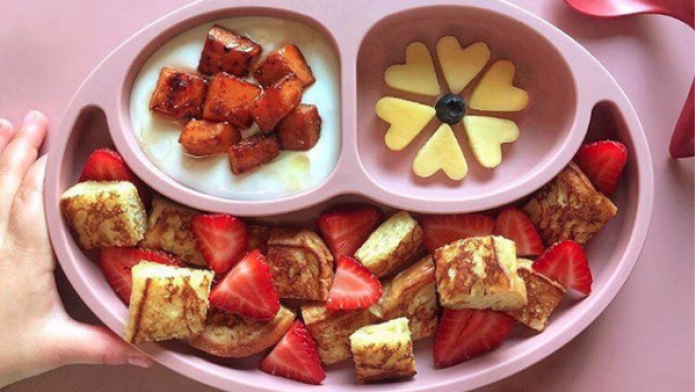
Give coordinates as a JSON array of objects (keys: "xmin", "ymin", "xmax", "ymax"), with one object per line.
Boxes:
[
  {"xmin": 533, "ymin": 240, "xmax": 593, "ymax": 295},
  {"xmin": 79, "ymin": 148, "xmax": 151, "ymax": 204},
  {"xmin": 260, "ymin": 320, "xmax": 326, "ymax": 385},
  {"xmin": 326, "ymin": 255, "xmax": 382, "ymax": 311},
  {"xmin": 191, "ymin": 214, "xmax": 248, "ymax": 275},
  {"xmin": 573, "ymin": 140, "xmax": 628, "ymax": 195},
  {"xmin": 493, "ymin": 207, "xmax": 544, "ymax": 256},
  {"xmin": 421, "ymin": 213, "xmax": 495, "ymax": 252},
  {"xmin": 317, "ymin": 204, "xmax": 382, "ymax": 259}
]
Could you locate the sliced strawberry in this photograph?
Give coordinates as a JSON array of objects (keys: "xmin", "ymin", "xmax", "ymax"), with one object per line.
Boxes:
[
  {"xmin": 79, "ymin": 148, "xmax": 151, "ymax": 204},
  {"xmin": 209, "ymin": 250, "xmax": 279, "ymax": 320},
  {"xmin": 260, "ymin": 320, "xmax": 326, "ymax": 385},
  {"xmin": 326, "ymin": 256, "xmax": 382, "ymax": 311},
  {"xmin": 434, "ymin": 309, "xmax": 516, "ymax": 368},
  {"xmin": 191, "ymin": 214, "xmax": 248, "ymax": 275},
  {"xmin": 99, "ymin": 247, "xmax": 184, "ymax": 304},
  {"xmin": 493, "ymin": 207, "xmax": 544, "ymax": 256},
  {"xmin": 317, "ymin": 204, "xmax": 383, "ymax": 259},
  {"xmin": 533, "ymin": 240, "xmax": 593, "ymax": 295},
  {"xmin": 421, "ymin": 213, "xmax": 496, "ymax": 252},
  {"xmin": 573, "ymin": 140, "xmax": 628, "ymax": 195}
]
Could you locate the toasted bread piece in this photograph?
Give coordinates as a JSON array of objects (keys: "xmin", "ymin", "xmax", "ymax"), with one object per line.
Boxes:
[
  {"xmin": 276, "ymin": 104, "xmax": 322, "ymax": 151},
  {"xmin": 198, "ymin": 25, "xmax": 262, "ymax": 77},
  {"xmin": 266, "ymin": 228, "xmax": 334, "ymax": 301},
  {"xmin": 379, "ymin": 256, "xmax": 438, "ymax": 340},
  {"xmin": 247, "ymin": 225, "xmax": 271, "ymax": 254},
  {"xmin": 149, "ymin": 67, "xmax": 208, "ymax": 120},
  {"xmin": 179, "ymin": 119, "xmax": 241, "ymax": 156},
  {"xmin": 228, "ymin": 134, "xmax": 281, "ymax": 175},
  {"xmin": 252, "ymin": 74, "xmax": 303, "ymax": 132},
  {"xmin": 355, "ymin": 211, "xmax": 423, "ymax": 278},
  {"xmin": 524, "ymin": 163, "xmax": 618, "ymax": 246},
  {"xmin": 506, "ymin": 259, "xmax": 565, "ymax": 331},
  {"xmin": 202, "ymin": 73, "xmax": 262, "ymax": 129},
  {"xmin": 434, "ymin": 235, "xmax": 527, "ymax": 311},
  {"xmin": 124, "ymin": 262, "xmax": 214, "ymax": 343},
  {"xmin": 189, "ymin": 306, "xmax": 295, "ymax": 357},
  {"xmin": 254, "ymin": 44, "xmax": 315, "ymax": 88},
  {"xmin": 60, "ymin": 181, "xmax": 147, "ymax": 249},
  {"xmin": 140, "ymin": 196, "xmax": 206, "ymax": 267},
  {"xmin": 349, "ymin": 318, "xmax": 416, "ymax": 383},
  {"xmin": 301, "ymin": 303, "xmax": 381, "ymax": 365}
]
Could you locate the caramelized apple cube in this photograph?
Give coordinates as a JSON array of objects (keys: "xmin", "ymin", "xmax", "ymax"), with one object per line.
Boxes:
[
  {"xmin": 198, "ymin": 25, "xmax": 262, "ymax": 77},
  {"xmin": 179, "ymin": 120, "xmax": 241, "ymax": 156},
  {"xmin": 254, "ymin": 44, "xmax": 315, "ymax": 88},
  {"xmin": 252, "ymin": 74, "xmax": 302, "ymax": 132},
  {"xmin": 202, "ymin": 73, "xmax": 262, "ymax": 129},
  {"xmin": 149, "ymin": 67, "xmax": 208, "ymax": 120},
  {"xmin": 228, "ymin": 134, "xmax": 281, "ymax": 175},
  {"xmin": 275, "ymin": 104, "xmax": 322, "ymax": 151}
]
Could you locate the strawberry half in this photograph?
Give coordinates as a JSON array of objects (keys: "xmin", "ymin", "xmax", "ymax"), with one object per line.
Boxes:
[
  {"xmin": 434, "ymin": 309, "xmax": 516, "ymax": 368},
  {"xmin": 573, "ymin": 140, "xmax": 628, "ymax": 195},
  {"xmin": 493, "ymin": 207, "xmax": 544, "ymax": 256},
  {"xmin": 326, "ymin": 255, "xmax": 382, "ymax": 311},
  {"xmin": 260, "ymin": 320, "xmax": 326, "ymax": 385},
  {"xmin": 317, "ymin": 204, "xmax": 383, "ymax": 259},
  {"xmin": 533, "ymin": 240, "xmax": 593, "ymax": 295},
  {"xmin": 421, "ymin": 213, "xmax": 496, "ymax": 252},
  {"xmin": 209, "ymin": 250, "xmax": 279, "ymax": 320},
  {"xmin": 99, "ymin": 247, "xmax": 184, "ymax": 304},
  {"xmin": 191, "ymin": 214, "xmax": 248, "ymax": 275},
  {"xmin": 79, "ymin": 148, "xmax": 151, "ymax": 204}
]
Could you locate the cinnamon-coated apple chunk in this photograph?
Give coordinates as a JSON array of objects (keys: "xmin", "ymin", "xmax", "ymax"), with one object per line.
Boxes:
[
  {"xmin": 198, "ymin": 25, "xmax": 262, "ymax": 77},
  {"xmin": 228, "ymin": 134, "xmax": 281, "ymax": 175},
  {"xmin": 202, "ymin": 73, "xmax": 262, "ymax": 129},
  {"xmin": 252, "ymin": 74, "xmax": 303, "ymax": 132},
  {"xmin": 179, "ymin": 120, "xmax": 241, "ymax": 156},
  {"xmin": 275, "ymin": 104, "xmax": 322, "ymax": 151},
  {"xmin": 149, "ymin": 67, "xmax": 208, "ymax": 120},
  {"xmin": 254, "ymin": 44, "xmax": 315, "ymax": 88}
]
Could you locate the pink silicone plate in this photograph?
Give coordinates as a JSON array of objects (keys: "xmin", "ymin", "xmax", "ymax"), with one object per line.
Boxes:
[{"xmin": 44, "ymin": 0, "xmax": 654, "ymax": 391}]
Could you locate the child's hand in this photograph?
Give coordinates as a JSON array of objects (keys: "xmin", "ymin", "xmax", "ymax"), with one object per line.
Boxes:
[{"xmin": 0, "ymin": 111, "xmax": 152, "ymax": 388}]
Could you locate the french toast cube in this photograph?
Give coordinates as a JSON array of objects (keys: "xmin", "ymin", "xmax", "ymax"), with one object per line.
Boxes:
[
  {"xmin": 523, "ymin": 163, "xmax": 618, "ymax": 246},
  {"xmin": 434, "ymin": 235, "xmax": 527, "ymax": 311},
  {"xmin": 124, "ymin": 262, "xmax": 214, "ymax": 344},
  {"xmin": 349, "ymin": 317, "xmax": 417, "ymax": 383},
  {"xmin": 140, "ymin": 196, "xmax": 206, "ymax": 267},
  {"xmin": 247, "ymin": 225, "xmax": 271, "ymax": 254},
  {"xmin": 149, "ymin": 67, "xmax": 208, "ymax": 120},
  {"xmin": 379, "ymin": 255, "xmax": 438, "ymax": 340},
  {"xmin": 275, "ymin": 104, "xmax": 322, "ymax": 151},
  {"xmin": 253, "ymin": 44, "xmax": 315, "ymax": 88},
  {"xmin": 355, "ymin": 211, "xmax": 423, "ymax": 278},
  {"xmin": 60, "ymin": 181, "xmax": 147, "ymax": 249},
  {"xmin": 202, "ymin": 73, "xmax": 262, "ymax": 129},
  {"xmin": 228, "ymin": 134, "xmax": 281, "ymax": 175},
  {"xmin": 266, "ymin": 228, "xmax": 334, "ymax": 301},
  {"xmin": 252, "ymin": 74, "xmax": 303, "ymax": 132},
  {"xmin": 179, "ymin": 119, "xmax": 241, "ymax": 156},
  {"xmin": 189, "ymin": 306, "xmax": 295, "ymax": 358},
  {"xmin": 198, "ymin": 25, "xmax": 262, "ymax": 77},
  {"xmin": 301, "ymin": 303, "xmax": 381, "ymax": 365},
  {"xmin": 506, "ymin": 259, "xmax": 566, "ymax": 331}
]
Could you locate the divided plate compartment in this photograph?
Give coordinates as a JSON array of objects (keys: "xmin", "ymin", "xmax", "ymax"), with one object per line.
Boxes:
[{"xmin": 44, "ymin": 1, "xmax": 654, "ymax": 391}]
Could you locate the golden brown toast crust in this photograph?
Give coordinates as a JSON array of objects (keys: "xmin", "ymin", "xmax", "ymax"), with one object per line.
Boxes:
[
  {"xmin": 349, "ymin": 318, "xmax": 417, "ymax": 383},
  {"xmin": 506, "ymin": 260, "xmax": 566, "ymax": 331}
]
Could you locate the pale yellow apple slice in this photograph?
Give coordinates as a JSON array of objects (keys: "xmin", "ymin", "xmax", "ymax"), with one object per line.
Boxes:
[
  {"xmin": 376, "ymin": 97, "xmax": 436, "ymax": 151},
  {"xmin": 470, "ymin": 60, "xmax": 529, "ymax": 112},
  {"xmin": 463, "ymin": 116, "xmax": 519, "ymax": 168},
  {"xmin": 413, "ymin": 123, "xmax": 468, "ymax": 180},
  {"xmin": 436, "ymin": 37, "xmax": 490, "ymax": 95},
  {"xmin": 384, "ymin": 42, "xmax": 441, "ymax": 97}
]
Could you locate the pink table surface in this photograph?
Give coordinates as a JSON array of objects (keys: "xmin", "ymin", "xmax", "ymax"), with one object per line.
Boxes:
[{"xmin": 1, "ymin": 0, "xmax": 693, "ymax": 391}]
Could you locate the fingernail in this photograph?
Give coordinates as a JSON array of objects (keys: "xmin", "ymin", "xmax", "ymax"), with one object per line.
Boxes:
[
  {"xmin": 23, "ymin": 110, "xmax": 41, "ymax": 124},
  {"xmin": 127, "ymin": 356, "xmax": 153, "ymax": 368},
  {"xmin": 0, "ymin": 119, "xmax": 10, "ymax": 131}
]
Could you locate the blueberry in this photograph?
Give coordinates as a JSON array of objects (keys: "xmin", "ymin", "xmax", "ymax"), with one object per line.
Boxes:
[{"xmin": 435, "ymin": 94, "xmax": 466, "ymax": 125}]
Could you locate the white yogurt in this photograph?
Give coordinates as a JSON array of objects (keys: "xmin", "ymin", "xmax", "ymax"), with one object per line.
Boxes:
[{"xmin": 130, "ymin": 17, "xmax": 341, "ymax": 200}]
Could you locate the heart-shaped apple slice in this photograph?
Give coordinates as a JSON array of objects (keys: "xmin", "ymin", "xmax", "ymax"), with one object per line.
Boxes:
[
  {"xmin": 470, "ymin": 60, "xmax": 529, "ymax": 112},
  {"xmin": 413, "ymin": 123, "xmax": 468, "ymax": 181},
  {"xmin": 376, "ymin": 97, "xmax": 436, "ymax": 151},
  {"xmin": 384, "ymin": 42, "xmax": 441, "ymax": 97},
  {"xmin": 463, "ymin": 116, "xmax": 519, "ymax": 168},
  {"xmin": 436, "ymin": 37, "xmax": 490, "ymax": 95}
]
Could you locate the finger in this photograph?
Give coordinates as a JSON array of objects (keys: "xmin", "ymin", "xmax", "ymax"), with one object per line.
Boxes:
[
  {"xmin": 0, "ymin": 111, "xmax": 47, "ymax": 236},
  {"xmin": 0, "ymin": 118, "xmax": 15, "ymax": 155}
]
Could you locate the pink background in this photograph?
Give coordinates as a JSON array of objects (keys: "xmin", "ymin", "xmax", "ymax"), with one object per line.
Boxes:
[{"xmin": 0, "ymin": 0, "xmax": 693, "ymax": 391}]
